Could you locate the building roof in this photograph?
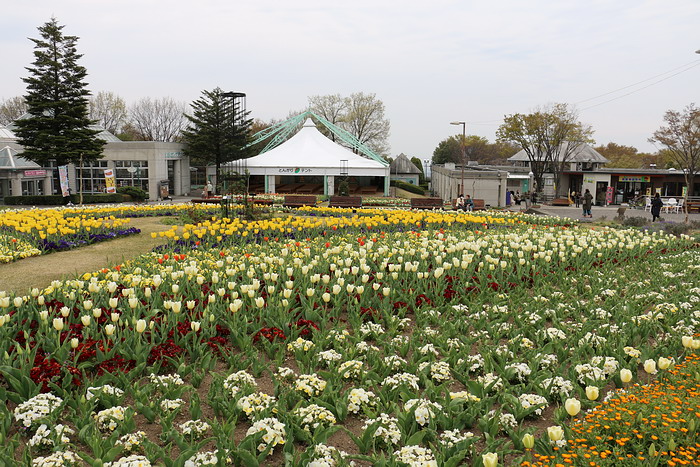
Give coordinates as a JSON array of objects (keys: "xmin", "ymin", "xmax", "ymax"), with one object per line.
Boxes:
[
  {"xmin": 390, "ymin": 153, "xmax": 422, "ymax": 174},
  {"xmin": 240, "ymin": 118, "xmax": 388, "ymax": 176},
  {"xmin": 0, "ymin": 126, "xmax": 16, "ymax": 140},
  {"xmin": 0, "ymin": 145, "xmax": 41, "ymax": 169},
  {"xmin": 7, "ymin": 114, "xmax": 122, "ymax": 142},
  {"xmin": 508, "ymin": 142, "xmax": 609, "ymax": 164}
]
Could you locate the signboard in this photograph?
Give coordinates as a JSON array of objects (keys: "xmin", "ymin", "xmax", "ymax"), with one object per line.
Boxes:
[
  {"xmin": 164, "ymin": 152, "xmax": 183, "ymax": 160},
  {"xmin": 619, "ymin": 175, "xmax": 650, "ymax": 183},
  {"xmin": 24, "ymin": 170, "xmax": 46, "ymax": 177},
  {"xmin": 104, "ymin": 169, "xmax": 117, "ymax": 193},
  {"xmin": 278, "ymin": 167, "xmax": 313, "ymax": 174},
  {"xmin": 605, "ymin": 186, "xmax": 614, "ymax": 205},
  {"xmin": 58, "ymin": 165, "xmax": 70, "ymax": 197}
]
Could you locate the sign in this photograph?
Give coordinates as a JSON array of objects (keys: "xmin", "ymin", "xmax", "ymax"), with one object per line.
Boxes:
[
  {"xmin": 278, "ymin": 167, "xmax": 313, "ymax": 174},
  {"xmin": 104, "ymin": 169, "xmax": 116, "ymax": 193},
  {"xmin": 58, "ymin": 165, "xmax": 70, "ymax": 197},
  {"xmin": 605, "ymin": 186, "xmax": 614, "ymax": 205},
  {"xmin": 619, "ymin": 175, "xmax": 650, "ymax": 183},
  {"xmin": 164, "ymin": 152, "xmax": 183, "ymax": 159},
  {"xmin": 23, "ymin": 170, "xmax": 46, "ymax": 177}
]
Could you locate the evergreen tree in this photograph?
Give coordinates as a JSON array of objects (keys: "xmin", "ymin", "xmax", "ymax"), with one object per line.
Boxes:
[
  {"xmin": 15, "ymin": 18, "xmax": 104, "ymax": 168},
  {"xmin": 182, "ymin": 87, "xmax": 253, "ymax": 182}
]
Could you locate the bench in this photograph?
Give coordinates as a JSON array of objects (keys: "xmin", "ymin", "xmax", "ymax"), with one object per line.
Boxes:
[
  {"xmin": 551, "ymin": 198, "xmax": 572, "ymax": 206},
  {"xmin": 411, "ymin": 197, "xmax": 445, "ymax": 209},
  {"xmin": 283, "ymin": 195, "xmax": 317, "ymax": 208},
  {"xmin": 329, "ymin": 196, "xmax": 363, "ymax": 208},
  {"xmin": 191, "ymin": 198, "xmax": 222, "ymax": 204},
  {"xmin": 686, "ymin": 201, "xmax": 700, "ymax": 213},
  {"xmin": 472, "ymin": 199, "xmax": 486, "ymax": 211}
]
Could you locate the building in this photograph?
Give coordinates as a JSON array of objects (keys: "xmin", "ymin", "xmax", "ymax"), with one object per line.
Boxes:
[
  {"xmin": 0, "ymin": 123, "xmax": 190, "ymax": 202},
  {"xmin": 431, "ymin": 162, "xmax": 509, "ymax": 207},
  {"xmin": 389, "ymin": 153, "xmax": 422, "ymax": 185}
]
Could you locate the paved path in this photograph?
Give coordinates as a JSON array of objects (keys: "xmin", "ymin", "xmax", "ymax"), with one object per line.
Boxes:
[{"xmin": 514, "ymin": 204, "xmax": 700, "ymax": 223}]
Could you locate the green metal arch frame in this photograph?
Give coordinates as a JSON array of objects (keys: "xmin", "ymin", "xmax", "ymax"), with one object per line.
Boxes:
[{"xmin": 246, "ymin": 110, "xmax": 388, "ymax": 167}]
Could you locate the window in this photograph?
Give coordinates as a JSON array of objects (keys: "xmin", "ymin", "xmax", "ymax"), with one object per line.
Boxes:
[
  {"xmin": 115, "ymin": 160, "xmax": 149, "ymax": 191},
  {"xmin": 76, "ymin": 160, "xmax": 109, "ymax": 193}
]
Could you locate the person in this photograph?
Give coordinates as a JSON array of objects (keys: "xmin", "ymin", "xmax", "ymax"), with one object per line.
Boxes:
[
  {"xmin": 456, "ymin": 194, "xmax": 465, "ymax": 211},
  {"xmin": 465, "ymin": 194, "xmax": 474, "ymax": 212},
  {"xmin": 506, "ymin": 190, "xmax": 512, "ymax": 206},
  {"xmin": 650, "ymin": 192, "xmax": 663, "ymax": 222},
  {"xmin": 204, "ymin": 181, "xmax": 213, "ymax": 198},
  {"xmin": 514, "ymin": 190, "xmax": 521, "ymax": 205},
  {"xmin": 582, "ymin": 189, "xmax": 593, "ymax": 218}
]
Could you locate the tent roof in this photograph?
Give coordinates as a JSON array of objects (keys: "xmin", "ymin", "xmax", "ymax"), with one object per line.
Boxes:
[{"xmin": 242, "ymin": 119, "xmax": 388, "ymax": 170}]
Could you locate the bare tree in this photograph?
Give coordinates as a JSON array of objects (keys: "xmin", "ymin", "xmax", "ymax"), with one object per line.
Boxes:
[
  {"xmin": 0, "ymin": 96, "xmax": 28, "ymax": 126},
  {"xmin": 649, "ymin": 103, "xmax": 700, "ymax": 221},
  {"xmin": 497, "ymin": 103, "xmax": 593, "ymax": 197},
  {"xmin": 343, "ymin": 92, "xmax": 391, "ymax": 157},
  {"xmin": 308, "ymin": 94, "xmax": 348, "ymax": 141},
  {"xmin": 89, "ymin": 91, "xmax": 127, "ymax": 134},
  {"xmin": 128, "ymin": 97, "xmax": 188, "ymax": 142}
]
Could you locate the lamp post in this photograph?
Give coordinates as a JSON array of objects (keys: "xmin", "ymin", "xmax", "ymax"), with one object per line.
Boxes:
[{"xmin": 450, "ymin": 121, "xmax": 466, "ymax": 196}]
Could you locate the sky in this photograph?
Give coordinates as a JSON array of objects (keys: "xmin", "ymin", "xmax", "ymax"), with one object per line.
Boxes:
[{"xmin": 1, "ymin": 0, "xmax": 699, "ymax": 159}]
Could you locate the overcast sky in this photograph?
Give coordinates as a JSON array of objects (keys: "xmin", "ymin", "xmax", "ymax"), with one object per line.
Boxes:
[{"xmin": 1, "ymin": 0, "xmax": 698, "ymax": 158}]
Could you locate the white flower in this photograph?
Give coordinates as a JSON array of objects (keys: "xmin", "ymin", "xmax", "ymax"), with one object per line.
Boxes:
[
  {"xmin": 294, "ymin": 404, "xmax": 337, "ymax": 432},
  {"xmin": 246, "ymin": 417, "xmax": 286, "ymax": 452},
  {"xmin": 14, "ymin": 393, "xmax": 63, "ymax": 428},
  {"xmin": 393, "ymin": 445, "xmax": 437, "ymax": 467}
]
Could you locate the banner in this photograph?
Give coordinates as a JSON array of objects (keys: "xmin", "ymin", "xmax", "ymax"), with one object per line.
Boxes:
[
  {"xmin": 58, "ymin": 165, "xmax": 70, "ymax": 197},
  {"xmin": 104, "ymin": 169, "xmax": 116, "ymax": 193}
]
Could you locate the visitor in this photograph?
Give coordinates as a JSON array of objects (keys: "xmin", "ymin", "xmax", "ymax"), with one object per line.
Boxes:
[
  {"xmin": 650, "ymin": 193, "xmax": 663, "ymax": 222},
  {"xmin": 574, "ymin": 191, "xmax": 581, "ymax": 208},
  {"xmin": 582, "ymin": 189, "xmax": 593, "ymax": 218},
  {"xmin": 204, "ymin": 181, "xmax": 213, "ymax": 198},
  {"xmin": 514, "ymin": 191, "xmax": 521, "ymax": 205},
  {"xmin": 456, "ymin": 194, "xmax": 465, "ymax": 211},
  {"xmin": 506, "ymin": 190, "xmax": 512, "ymax": 206},
  {"xmin": 465, "ymin": 194, "xmax": 474, "ymax": 212}
]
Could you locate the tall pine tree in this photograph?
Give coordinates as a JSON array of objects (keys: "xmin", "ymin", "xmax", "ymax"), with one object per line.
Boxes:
[
  {"xmin": 182, "ymin": 87, "xmax": 252, "ymax": 182},
  {"xmin": 14, "ymin": 18, "xmax": 105, "ymax": 168}
]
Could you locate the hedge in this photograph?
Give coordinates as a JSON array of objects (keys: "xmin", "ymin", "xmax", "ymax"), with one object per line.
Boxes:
[
  {"xmin": 2, "ymin": 194, "xmax": 126, "ymax": 205},
  {"xmin": 390, "ymin": 179, "xmax": 425, "ymax": 195}
]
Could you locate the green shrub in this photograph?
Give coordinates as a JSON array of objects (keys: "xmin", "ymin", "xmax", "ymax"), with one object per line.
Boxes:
[
  {"xmin": 622, "ymin": 216, "xmax": 648, "ymax": 227},
  {"xmin": 390, "ymin": 180, "xmax": 425, "ymax": 195},
  {"xmin": 2, "ymin": 194, "xmax": 126, "ymax": 205},
  {"xmin": 117, "ymin": 186, "xmax": 149, "ymax": 201}
]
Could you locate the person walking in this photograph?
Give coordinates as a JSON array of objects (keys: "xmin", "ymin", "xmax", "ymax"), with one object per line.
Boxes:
[
  {"xmin": 582, "ymin": 189, "xmax": 593, "ymax": 218},
  {"xmin": 650, "ymin": 193, "xmax": 664, "ymax": 222}
]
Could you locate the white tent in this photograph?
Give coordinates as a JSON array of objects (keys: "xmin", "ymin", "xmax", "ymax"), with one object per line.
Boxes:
[{"xmin": 239, "ymin": 118, "xmax": 390, "ymax": 195}]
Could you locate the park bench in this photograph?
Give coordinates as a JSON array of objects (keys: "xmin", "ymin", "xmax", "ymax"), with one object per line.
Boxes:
[
  {"xmin": 551, "ymin": 198, "xmax": 572, "ymax": 206},
  {"xmin": 472, "ymin": 199, "xmax": 486, "ymax": 211},
  {"xmin": 283, "ymin": 195, "xmax": 317, "ymax": 208},
  {"xmin": 329, "ymin": 196, "xmax": 363, "ymax": 208},
  {"xmin": 410, "ymin": 197, "xmax": 445, "ymax": 209},
  {"xmin": 191, "ymin": 198, "xmax": 221, "ymax": 205},
  {"xmin": 686, "ymin": 201, "xmax": 700, "ymax": 213}
]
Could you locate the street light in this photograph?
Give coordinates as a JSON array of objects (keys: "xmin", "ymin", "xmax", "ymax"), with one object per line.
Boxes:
[{"xmin": 450, "ymin": 121, "xmax": 466, "ymax": 196}]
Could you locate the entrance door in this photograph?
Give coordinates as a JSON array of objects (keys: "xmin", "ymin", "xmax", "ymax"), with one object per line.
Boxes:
[{"xmin": 596, "ymin": 181, "xmax": 608, "ymax": 206}]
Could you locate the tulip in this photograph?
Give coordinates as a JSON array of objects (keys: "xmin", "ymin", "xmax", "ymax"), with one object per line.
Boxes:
[
  {"xmin": 93, "ymin": 308, "xmax": 102, "ymax": 318},
  {"xmin": 186, "ymin": 300, "xmax": 196, "ymax": 310},
  {"xmin": 39, "ymin": 310, "xmax": 48, "ymax": 322},
  {"xmin": 585, "ymin": 386, "xmax": 599, "ymax": 400},
  {"xmin": 111, "ymin": 312, "xmax": 120, "ymax": 323},
  {"xmin": 37, "ymin": 295, "xmax": 45, "ymax": 306},
  {"xmin": 283, "ymin": 289, "xmax": 292, "ymax": 299},
  {"xmin": 643, "ymin": 359, "xmax": 657, "ymax": 375},
  {"xmin": 658, "ymin": 357, "xmax": 672, "ymax": 370},
  {"xmin": 382, "ymin": 287, "xmax": 390, "ymax": 296},
  {"xmin": 53, "ymin": 318, "xmax": 64, "ymax": 331},
  {"xmin": 229, "ymin": 299, "xmax": 242, "ymax": 313},
  {"xmin": 171, "ymin": 302, "xmax": 182, "ymax": 314},
  {"xmin": 109, "ymin": 297, "xmax": 118, "ymax": 308},
  {"xmin": 171, "ymin": 284, "xmax": 179, "ymax": 294},
  {"xmin": 682, "ymin": 336, "xmax": 693, "ymax": 348},
  {"xmin": 355, "ymin": 285, "xmax": 364, "ymax": 295},
  {"xmin": 620, "ymin": 368, "xmax": 633, "ymax": 383},
  {"xmin": 136, "ymin": 319, "xmax": 147, "ymax": 333},
  {"xmin": 105, "ymin": 324, "xmax": 115, "ymax": 336},
  {"xmin": 128, "ymin": 297, "xmax": 138, "ymax": 309},
  {"xmin": 13, "ymin": 297, "xmax": 23, "ymax": 308},
  {"xmin": 332, "ymin": 285, "xmax": 341, "ymax": 295},
  {"xmin": 482, "ymin": 452, "xmax": 498, "ymax": 467},
  {"xmin": 255, "ymin": 297, "xmax": 265, "ymax": 308},
  {"xmin": 83, "ymin": 300, "xmax": 93, "ymax": 310},
  {"xmin": 0, "ymin": 297, "xmax": 8, "ymax": 308},
  {"xmin": 564, "ymin": 398, "xmax": 581, "ymax": 416},
  {"xmin": 322, "ymin": 293, "xmax": 331, "ymax": 303},
  {"xmin": 81, "ymin": 315, "xmax": 91, "ymax": 326},
  {"xmin": 522, "ymin": 433, "xmax": 535, "ymax": 449},
  {"xmin": 60, "ymin": 306, "xmax": 70, "ymax": 318},
  {"xmin": 144, "ymin": 287, "xmax": 152, "ymax": 298},
  {"xmin": 693, "ymin": 339, "xmax": 700, "ymax": 350},
  {"xmin": 0, "ymin": 316, "xmax": 5, "ymax": 327},
  {"xmin": 547, "ymin": 426, "xmax": 564, "ymax": 442},
  {"xmin": 306, "ymin": 288, "xmax": 315, "ymax": 297},
  {"xmin": 70, "ymin": 338, "xmax": 79, "ymax": 349},
  {"xmin": 190, "ymin": 321, "xmax": 201, "ymax": 332}
]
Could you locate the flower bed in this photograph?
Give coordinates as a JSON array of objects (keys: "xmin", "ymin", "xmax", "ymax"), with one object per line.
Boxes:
[{"xmin": 0, "ymin": 209, "xmax": 698, "ymax": 465}]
